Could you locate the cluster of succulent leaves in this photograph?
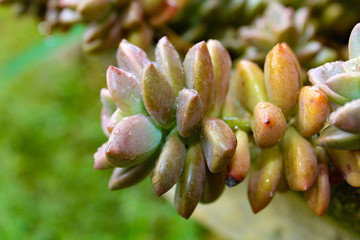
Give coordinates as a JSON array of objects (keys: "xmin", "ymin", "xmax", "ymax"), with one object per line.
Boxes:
[
  {"xmin": 237, "ymin": 2, "xmax": 338, "ymax": 67},
  {"xmin": 177, "ymin": 0, "xmax": 359, "ymax": 67},
  {"xmin": 0, "ymin": 0, "xmax": 183, "ymax": 52},
  {"xmin": 3, "ymin": 0, "xmax": 360, "ymax": 66},
  {"xmin": 232, "ymin": 23, "xmax": 360, "ymax": 216},
  {"xmin": 95, "ymin": 37, "xmax": 239, "ymax": 219},
  {"xmin": 94, "ymin": 22, "xmax": 360, "ymax": 219},
  {"xmin": 307, "ymin": 23, "xmax": 360, "ymax": 187}
]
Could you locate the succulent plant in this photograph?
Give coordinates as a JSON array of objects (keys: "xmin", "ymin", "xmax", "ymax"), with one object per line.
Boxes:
[
  {"xmin": 238, "ymin": 2, "xmax": 338, "ymax": 68},
  {"xmin": 168, "ymin": 0, "xmax": 266, "ymax": 47},
  {"xmin": 94, "ymin": 37, "xmax": 248, "ymax": 219},
  {"xmin": 78, "ymin": 0, "xmax": 184, "ymax": 52},
  {"xmin": 1, "ymin": 0, "xmax": 184, "ymax": 52},
  {"xmin": 308, "ymin": 23, "xmax": 360, "ymax": 150},
  {"xmin": 304, "ymin": 23, "xmax": 360, "ymax": 196},
  {"xmin": 225, "ymin": 21, "xmax": 360, "ymax": 217},
  {"xmin": 94, "ymin": 32, "xmax": 348, "ymax": 218},
  {"xmin": 230, "ymin": 42, "xmax": 331, "ymax": 215}
]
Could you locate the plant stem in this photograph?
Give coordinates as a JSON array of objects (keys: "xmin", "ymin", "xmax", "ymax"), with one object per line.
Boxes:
[{"xmin": 223, "ymin": 117, "xmax": 252, "ymax": 132}]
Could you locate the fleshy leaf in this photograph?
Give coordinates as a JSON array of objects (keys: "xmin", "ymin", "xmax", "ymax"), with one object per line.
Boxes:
[
  {"xmin": 326, "ymin": 149, "xmax": 360, "ymax": 187},
  {"xmin": 206, "ymin": 39, "xmax": 232, "ymax": 117},
  {"xmin": 341, "ymin": 57, "xmax": 360, "ymax": 72},
  {"xmin": 151, "ymin": 129, "xmax": 186, "ymax": 196},
  {"xmin": 106, "ymin": 66, "xmax": 145, "ymax": 115},
  {"xmin": 201, "ymin": 117, "xmax": 237, "ymax": 173},
  {"xmin": 233, "ymin": 60, "xmax": 267, "ymax": 113},
  {"xmin": 248, "ymin": 145, "xmax": 283, "ymax": 214},
  {"xmin": 105, "ymin": 115, "xmax": 162, "ymax": 168},
  {"xmin": 221, "ymin": 84, "xmax": 249, "ymax": 118},
  {"xmin": 142, "ymin": 63, "xmax": 176, "ymax": 128},
  {"xmin": 317, "ymin": 124, "xmax": 360, "ymax": 150},
  {"xmin": 326, "ymin": 72, "xmax": 360, "ymax": 100},
  {"xmin": 183, "ymin": 41, "xmax": 215, "ymax": 115},
  {"xmin": 174, "ymin": 142, "xmax": 206, "ymax": 219},
  {"xmin": 349, "ymin": 23, "xmax": 360, "ymax": 59},
  {"xmin": 155, "ymin": 36, "xmax": 186, "ymax": 96},
  {"xmin": 107, "ymin": 108, "xmax": 126, "ymax": 134},
  {"xmin": 264, "ymin": 43, "xmax": 301, "ymax": 116},
  {"xmin": 200, "ymin": 167, "xmax": 226, "ymax": 204},
  {"xmin": 116, "ymin": 39, "xmax": 150, "ymax": 81},
  {"xmin": 226, "ymin": 130, "xmax": 250, "ymax": 187},
  {"xmin": 330, "ymin": 99, "xmax": 360, "ymax": 133},
  {"xmin": 308, "ymin": 61, "xmax": 349, "ymax": 105},
  {"xmin": 176, "ymin": 89, "xmax": 203, "ymax": 138},
  {"xmin": 94, "ymin": 142, "xmax": 113, "ymax": 170},
  {"xmin": 304, "ymin": 147, "xmax": 330, "ymax": 216},
  {"xmin": 296, "ymin": 86, "xmax": 331, "ymax": 138},
  {"xmin": 109, "ymin": 155, "xmax": 156, "ymax": 191},
  {"xmin": 283, "ymin": 127, "xmax": 317, "ymax": 191},
  {"xmin": 252, "ymin": 102, "xmax": 287, "ymax": 149},
  {"xmin": 100, "ymin": 88, "xmax": 116, "ymax": 137}
]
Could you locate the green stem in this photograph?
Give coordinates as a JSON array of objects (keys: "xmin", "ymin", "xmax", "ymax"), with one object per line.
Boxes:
[{"xmin": 223, "ymin": 117, "xmax": 252, "ymax": 132}]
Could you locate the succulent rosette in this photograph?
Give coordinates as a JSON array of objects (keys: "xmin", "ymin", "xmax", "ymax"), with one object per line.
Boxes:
[
  {"xmin": 307, "ymin": 23, "xmax": 360, "ymax": 189},
  {"xmin": 238, "ymin": 2, "xmax": 337, "ymax": 67},
  {"xmin": 94, "ymin": 37, "xmax": 242, "ymax": 218}
]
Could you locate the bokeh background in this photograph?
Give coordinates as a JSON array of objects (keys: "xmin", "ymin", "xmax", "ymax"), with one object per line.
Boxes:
[{"xmin": 0, "ymin": 8, "xmax": 217, "ymax": 239}]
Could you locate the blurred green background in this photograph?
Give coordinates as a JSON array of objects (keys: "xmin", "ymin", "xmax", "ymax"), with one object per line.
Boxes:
[{"xmin": 0, "ymin": 8, "xmax": 214, "ymax": 239}]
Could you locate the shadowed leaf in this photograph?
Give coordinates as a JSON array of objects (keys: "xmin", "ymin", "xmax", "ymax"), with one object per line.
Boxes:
[
  {"xmin": 330, "ymin": 99, "xmax": 360, "ymax": 133},
  {"xmin": 206, "ymin": 39, "xmax": 231, "ymax": 117},
  {"xmin": 317, "ymin": 124, "xmax": 360, "ymax": 150},
  {"xmin": 327, "ymin": 149, "xmax": 360, "ymax": 187},
  {"xmin": 151, "ymin": 130, "xmax": 186, "ymax": 196},
  {"xmin": 94, "ymin": 142, "xmax": 113, "ymax": 170},
  {"xmin": 201, "ymin": 117, "xmax": 237, "ymax": 173},
  {"xmin": 109, "ymin": 155, "xmax": 156, "ymax": 190},
  {"xmin": 248, "ymin": 145, "xmax": 283, "ymax": 213},
  {"xmin": 304, "ymin": 147, "xmax": 330, "ymax": 216},
  {"xmin": 233, "ymin": 60, "xmax": 267, "ymax": 113},
  {"xmin": 174, "ymin": 142, "xmax": 206, "ymax": 219},
  {"xmin": 226, "ymin": 130, "xmax": 250, "ymax": 187}
]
